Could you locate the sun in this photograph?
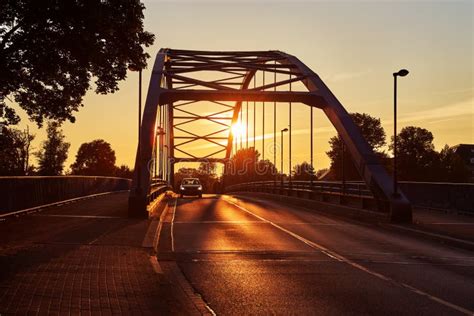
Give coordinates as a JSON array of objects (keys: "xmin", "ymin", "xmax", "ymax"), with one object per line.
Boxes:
[{"xmin": 231, "ymin": 121, "xmax": 246, "ymax": 139}]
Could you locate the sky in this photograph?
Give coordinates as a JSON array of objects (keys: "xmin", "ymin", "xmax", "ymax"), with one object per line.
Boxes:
[{"xmin": 10, "ymin": 0, "xmax": 474, "ymax": 173}]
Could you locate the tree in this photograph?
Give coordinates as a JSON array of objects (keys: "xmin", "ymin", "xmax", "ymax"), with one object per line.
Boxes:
[
  {"xmin": 389, "ymin": 126, "xmax": 439, "ymax": 181},
  {"xmin": 115, "ymin": 165, "xmax": 133, "ymax": 179},
  {"xmin": 292, "ymin": 162, "xmax": 315, "ymax": 181},
  {"xmin": 36, "ymin": 122, "xmax": 69, "ymax": 175},
  {"xmin": 438, "ymin": 145, "xmax": 469, "ymax": 182},
  {"xmin": 70, "ymin": 139, "xmax": 116, "ymax": 176},
  {"xmin": 255, "ymin": 159, "xmax": 278, "ymax": 181},
  {"xmin": 326, "ymin": 112, "xmax": 387, "ymax": 180},
  {"xmin": 1, "ymin": 0, "xmax": 154, "ymax": 126},
  {"xmin": 0, "ymin": 125, "xmax": 35, "ymax": 175},
  {"xmin": 225, "ymin": 147, "xmax": 260, "ymax": 185},
  {"xmin": 174, "ymin": 162, "xmax": 220, "ymax": 192}
]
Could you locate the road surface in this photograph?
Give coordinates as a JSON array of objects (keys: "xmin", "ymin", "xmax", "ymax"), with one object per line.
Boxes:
[
  {"xmin": 1, "ymin": 192, "xmax": 473, "ymax": 315},
  {"xmin": 158, "ymin": 194, "xmax": 474, "ymax": 315}
]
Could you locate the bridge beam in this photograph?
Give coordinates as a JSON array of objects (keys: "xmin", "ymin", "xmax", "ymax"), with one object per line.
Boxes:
[
  {"xmin": 128, "ymin": 50, "xmax": 168, "ymax": 218},
  {"xmin": 129, "ymin": 48, "xmax": 412, "ymax": 222},
  {"xmin": 279, "ymin": 52, "xmax": 412, "ymax": 223}
]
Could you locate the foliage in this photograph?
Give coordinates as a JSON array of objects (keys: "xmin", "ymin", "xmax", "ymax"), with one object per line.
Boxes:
[
  {"xmin": 438, "ymin": 145, "xmax": 470, "ymax": 182},
  {"xmin": 36, "ymin": 122, "xmax": 69, "ymax": 175},
  {"xmin": 70, "ymin": 139, "xmax": 116, "ymax": 176},
  {"xmin": 224, "ymin": 147, "xmax": 279, "ymax": 185},
  {"xmin": 1, "ymin": 0, "xmax": 154, "ymax": 126},
  {"xmin": 255, "ymin": 159, "xmax": 279, "ymax": 181},
  {"xmin": 115, "ymin": 165, "xmax": 133, "ymax": 179},
  {"xmin": 292, "ymin": 162, "xmax": 315, "ymax": 181},
  {"xmin": 389, "ymin": 126, "xmax": 439, "ymax": 181},
  {"xmin": 326, "ymin": 112, "xmax": 387, "ymax": 180},
  {"xmin": 174, "ymin": 162, "xmax": 219, "ymax": 192},
  {"xmin": 0, "ymin": 125, "xmax": 35, "ymax": 175}
]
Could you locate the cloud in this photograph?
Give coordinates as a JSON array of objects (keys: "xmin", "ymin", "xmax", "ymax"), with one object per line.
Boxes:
[{"xmin": 398, "ymin": 97, "xmax": 474, "ymax": 124}]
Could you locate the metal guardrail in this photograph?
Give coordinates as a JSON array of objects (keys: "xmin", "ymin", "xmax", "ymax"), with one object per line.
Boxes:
[
  {"xmin": 226, "ymin": 180, "xmax": 373, "ymax": 197},
  {"xmin": 225, "ymin": 180, "xmax": 474, "ymax": 215},
  {"xmin": 225, "ymin": 180, "xmax": 385, "ymax": 212},
  {"xmin": 0, "ymin": 176, "xmax": 132, "ymax": 214},
  {"xmin": 147, "ymin": 178, "xmax": 171, "ymax": 203}
]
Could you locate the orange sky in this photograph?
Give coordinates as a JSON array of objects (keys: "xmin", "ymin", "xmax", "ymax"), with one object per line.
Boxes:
[{"xmin": 9, "ymin": 0, "xmax": 473, "ymax": 174}]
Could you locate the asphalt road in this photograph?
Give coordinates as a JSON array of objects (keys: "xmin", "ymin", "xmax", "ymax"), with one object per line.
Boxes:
[{"xmin": 158, "ymin": 194, "xmax": 474, "ymax": 315}]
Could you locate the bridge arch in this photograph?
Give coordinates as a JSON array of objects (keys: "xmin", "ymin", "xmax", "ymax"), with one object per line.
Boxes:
[{"xmin": 128, "ymin": 48, "xmax": 411, "ymax": 222}]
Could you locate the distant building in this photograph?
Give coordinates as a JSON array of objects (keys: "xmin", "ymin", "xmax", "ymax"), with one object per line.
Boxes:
[{"xmin": 452, "ymin": 144, "xmax": 474, "ymax": 180}]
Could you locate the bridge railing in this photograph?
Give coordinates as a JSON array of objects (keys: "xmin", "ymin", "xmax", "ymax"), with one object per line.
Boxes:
[
  {"xmin": 147, "ymin": 178, "xmax": 171, "ymax": 204},
  {"xmin": 225, "ymin": 180, "xmax": 474, "ymax": 215},
  {"xmin": 0, "ymin": 176, "xmax": 132, "ymax": 215},
  {"xmin": 225, "ymin": 180, "xmax": 386, "ymax": 213}
]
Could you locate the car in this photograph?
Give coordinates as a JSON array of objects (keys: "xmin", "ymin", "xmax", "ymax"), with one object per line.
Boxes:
[{"xmin": 179, "ymin": 178, "xmax": 203, "ymax": 198}]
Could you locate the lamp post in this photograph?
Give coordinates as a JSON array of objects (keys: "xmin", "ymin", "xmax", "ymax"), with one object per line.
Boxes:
[
  {"xmin": 129, "ymin": 65, "xmax": 142, "ymax": 194},
  {"xmin": 393, "ymin": 68, "xmax": 409, "ymax": 197},
  {"xmin": 156, "ymin": 126, "xmax": 165, "ymax": 179},
  {"xmin": 280, "ymin": 128, "xmax": 288, "ymax": 187}
]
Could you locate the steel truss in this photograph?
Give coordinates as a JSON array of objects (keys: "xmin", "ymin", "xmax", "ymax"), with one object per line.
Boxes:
[{"xmin": 128, "ymin": 48, "xmax": 412, "ymax": 222}]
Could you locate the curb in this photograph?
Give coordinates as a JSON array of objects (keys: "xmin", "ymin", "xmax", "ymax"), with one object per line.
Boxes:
[
  {"xmin": 383, "ymin": 224, "xmax": 474, "ymax": 252},
  {"xmin": 230, "ymin": 192, "xmax": 388, "ymax": 223}
]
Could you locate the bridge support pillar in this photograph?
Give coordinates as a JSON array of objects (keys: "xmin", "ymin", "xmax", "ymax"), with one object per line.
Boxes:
[{"xmin": 128, "ymin": 193, "xmax": 148, "ymax": 218}]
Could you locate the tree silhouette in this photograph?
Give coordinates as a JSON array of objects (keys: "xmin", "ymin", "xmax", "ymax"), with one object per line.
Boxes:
[
  {"xmin": 389, "ymin": 126, "xmax": 439, "ymax": 181},
  {"xmin": 225, "ymin": 147, "xmax": 259, "ymax": 184},
  {"xmin": 327, "ymin": 112, "xmax": 387, "ymax": 180},
  {"xmin": 115, "ymin": 165, "xmax": 133, "ymax": 179},
  {"xmin": 1, "ymin": 0, "xmax": 154, "ymax": 126},
  {"xmin": 223, "ymin": 147, "xmax": 280, "ymax": 185},
  {"xmin": 36, "ymin": 122, "xmax": 69, "ymax": 175},
  {"xmin": 0, "ymin": 126, "xmax": 35, "ymax": 175},
  {"xmin": 292, "ymin": 162, "xmax": 315, "ymax": 181},
  {"xmin": 438, "ymin": 145, "xmax": 469, "ymax": 182},
  {"xmin": 174, "ymin": 162, "xmax": 219, "ymax": 192},
  {"xmin": 70, "ymin": 139, "xmax": 116, "ymax": 176}
]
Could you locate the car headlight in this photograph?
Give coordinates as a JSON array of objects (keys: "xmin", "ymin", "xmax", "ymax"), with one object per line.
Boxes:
[
  {"xmin": 180, "ymin": 185, "xmax": 184, "ymax": 190},
  {"xmin": 198, "ymin": 186, "xmax": 202, "ymax": 190}
]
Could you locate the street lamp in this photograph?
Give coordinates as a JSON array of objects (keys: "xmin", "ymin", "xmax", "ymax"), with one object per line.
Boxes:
[
  {"xmin": 129, "ymin": 65, "xmax": 142, "ymax": 194},
  {"xmin": 393, "ymin": 68, "xmax": 409, "ymax": 197},
  {"xmin": 280, "ymin": 128, "xmax": 288, "ymax": 186}
]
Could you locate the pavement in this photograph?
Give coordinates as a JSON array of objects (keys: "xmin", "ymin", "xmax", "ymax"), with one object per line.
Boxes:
[
  {"xmin": 0, "ymin": 192, "xmax": 201, "ymax": 315},
  {"xmin": 1, "ymin": 192, "xmax": 473, "ymax": 315}
]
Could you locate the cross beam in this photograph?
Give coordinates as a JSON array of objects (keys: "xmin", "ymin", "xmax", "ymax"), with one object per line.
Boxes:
[{"xmin": 128, "ymin": 48, "xmax": 412, "ymax": 223}]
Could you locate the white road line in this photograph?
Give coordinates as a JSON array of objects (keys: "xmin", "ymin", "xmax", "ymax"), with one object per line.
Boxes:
[
  {"xmin": 223, "ymin": 197, "xmax": 474, "ymax": 316},
  {"xmin": 171, "ymin": 197, "xmax": 178, "ymax": 252}
]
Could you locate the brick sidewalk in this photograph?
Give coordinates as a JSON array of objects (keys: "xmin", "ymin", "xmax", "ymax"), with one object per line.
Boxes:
[
  {"xmin": 0, "ymin": 244, "xmax": 173, "ymax": 314},
  {"xmin": 0, "ymin": 193, "xmax": 200, "ymax": 315}
]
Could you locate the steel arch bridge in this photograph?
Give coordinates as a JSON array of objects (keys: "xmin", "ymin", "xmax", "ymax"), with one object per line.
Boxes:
[{"xmin": 128, "ymin": 48, "xmax": 411, "ymax": 222}]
